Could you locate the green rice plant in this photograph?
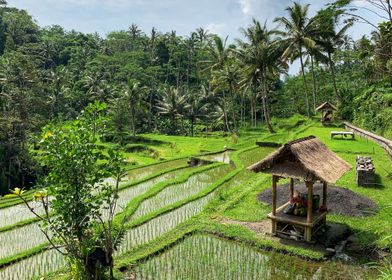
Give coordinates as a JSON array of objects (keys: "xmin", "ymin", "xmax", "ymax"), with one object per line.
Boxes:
[
  {"xmin": 1, "ymin": 167, "xmax": 191, "ymax": 263},
  {"xmin": 238, "ymin": 147, "xmax": 276, "ymax": 167},
  {"xmin": 0, "ymin": 249, "xmax": 66, "ymax": 280},
  {"xmin": 132, "ymin": 234, "xmax": 374, "ymax": 280},
  {"xmin": 125, "ymin": 159, "xmax": 188, "ymax": 182},
  {"xmin": 131, "ymin": 165, "xmax": 232, "ymax": 219},
  {"xmin": 117, "ymin": 194, "xmax": 215, "ymax": 255},
  {"xmin": 106, "ymin": 168, "xmax": 190, "ymax": 217},
  {"xmin": 0, "ymin": 201, "xmax": 46, "ymax": 229},
  {"xmin": 0, "ymin": 223, "xmax": 47, "ymax": 260}
]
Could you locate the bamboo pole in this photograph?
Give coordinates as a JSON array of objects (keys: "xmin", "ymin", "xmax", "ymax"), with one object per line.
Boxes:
[
  {"xmin": 272, "ymin": 175, "xmax": 277, "ymax": 216},
  {"xmin": 290, "ymin": 178, "xmax": 294, "ymax": 200},
  {"xmin": 307, "ymin": 181, "xmax": 313, "ymax": 223},
  {"xmin": 306, "ymin": 181, "xmax": 314, "ymax": 242},
  {"xmin": 271, "ymin": 175, "xmax": 278, "ymax": 235},
  {"xmin": 323, "ymin": 181, "xmax": 327, "ymax": 206}
]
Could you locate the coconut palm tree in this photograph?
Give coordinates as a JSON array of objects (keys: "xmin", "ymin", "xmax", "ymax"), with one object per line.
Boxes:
[
  {"xmin": 122, "ymin": 80, "xmax": 147, "ymax": 136},
  {"xmin": 237, "ymin": 20, "xmax": 287, "ymax": 133},
  {"xmin": 211, "ymin": 63, "xmax": 241, "ymax": 131},
  {"xmin": 316, "ymin": 9, "xmax": 353, "ymax": 101},
  {"xmin": 156, "ymin": 86, "xmax": 186, "ymax": 135},
  {"xmin": 202, "ymin": 35, "xmax": 236, "ymax": 132},
  {"xmin": 184, "ymin": 86, "xmax": 208, "ymax": 137},
  {"xmin": 274, "ymin": 2, "xmax": 321, "ymax": 117},
  {"xmin": 304, "ymin": 48, "xmax": 328, "ymax": 111},
  {"xmin": 203, "ymin": 35, "xmax": 231, "ymax": 72}
]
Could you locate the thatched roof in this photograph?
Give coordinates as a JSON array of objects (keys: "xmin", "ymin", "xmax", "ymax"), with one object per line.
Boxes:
[
  {"xmin": 316, "ymin": 102, "xmax": 337, "ymax": 112},
  {"xmin": 247, "ymin": 136, "xmax": 351, "ymax": 183}
]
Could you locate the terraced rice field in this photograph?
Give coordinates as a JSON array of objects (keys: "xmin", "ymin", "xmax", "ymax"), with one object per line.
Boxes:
[
  {"xmin": 131, "ymin": 165, "xmax": 232, "ymax": 219},
  {"xmin": 0, "ymin": 223, "xmax": 47, "ymax": 260},
  {"xmin": 110, "ymin": 167, "xmax": 191, "ymax": 216},
  {"xmin": 125, "ymin": 158, "xmax": 189, "ymax": 182},
  {"xmin": 199, "ymin": 150, "xmax": 232, "ymax": 164},
  {"xmin": 132, "ymin": 234, "xmax": 373, "ymax": 280},
  {"xmin": 0, "ymin": 249, "xmax": 65, "ymax": 280},
  {"xmin": 0, "ymin": 152, "xmax": 238, "ymax": 279},
  {"xmin": 238, "ymin": 147, "xmax": 276, "ymax": 167},
  {"xmin": 2, "ymin": 146, "xmax": 370, "ymax": 280},
  {"xmin": 0, "ymin": 200, "xmax": 44, "ymax": 229}
]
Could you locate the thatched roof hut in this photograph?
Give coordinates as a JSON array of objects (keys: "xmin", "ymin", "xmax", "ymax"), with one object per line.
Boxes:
[
  {"xmin": 248, "ymin": 136, "xmax": 351, "ymax": 183},
  {"xmin": 248, "ymin": 136, "xmax": 351, "ymax": 242},
  {"xmin": 316, "ymin": 102, "xmax": 337, "ymax": 125},
  {"xmin": 316, "ymin": 102, "xmax": 337, "ymax": 112}
]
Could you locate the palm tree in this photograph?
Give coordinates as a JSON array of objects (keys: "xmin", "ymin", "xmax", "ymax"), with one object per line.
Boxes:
[
  {"xmin": 128, "ymin": 23, "xmax": 141, "ymax": 40},
  {"xmin": 317, "ymin": 9, "xmax": 353, "ymax": 101},
  {"xmin": 202, "ymin": 35, "xmax": 234, "ymax": 132},
  {"xmin": 275, "ymin": 2, "xmax": 321, "ymax": 117},
  {"xmin": 156, "ymin": 86, "xmax": 186, "ymax": 135},
  {"xmin": 237, "ymin": 20, "xmax": 287, "ymax": 133},
  {"xmin": 211, "ymin": 63, "xmax": 240, "ymax": 132},
  {"xmin": 184, "ymin": 86, "xmax": 208, "ymax": 137},
  {"xmin": 305, "ymin": 48, "xmax": 328, "ymax": 111},
  {"xmin": 122, "ymin": 80, "xmax": 146, "ymax": 136},
  {"xmin": 203, "ymin": 35, "xmax": 231, "ymax": 72}
]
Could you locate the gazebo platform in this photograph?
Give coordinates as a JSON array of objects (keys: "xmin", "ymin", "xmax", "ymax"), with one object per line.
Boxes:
[
  {"xmin": 248, "ymin": 136, "xmax": 352, "ymax": 242},
  {"xmin": 268, "ymin": 202, "xmax": 327, "ymax": 241}
]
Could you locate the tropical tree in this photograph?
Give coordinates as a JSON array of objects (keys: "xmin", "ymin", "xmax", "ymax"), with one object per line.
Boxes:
[
  {"xmin": 122, "ymin": 80, "xmax": 146, "ymax": 136},
  {"xmin": 275, "ymin": 2, "xmax": 321, "ymax": 116},
  {"xmin": 317, "ymin": 8, "xmax": 353, "ymax": 101},
  {"xmin": 203, "ymin": 35, "xmax": 231, "ymax": 71},
  {"xmin": 211, "ymin": 63, "xmax": 240, "ymax": 131},
  {"xmin": 237, "ymin": 20, "xmax": 287, "ymax": 132},
  {"xmin": 156, "ymin": 86, "xmax": 186, "ymax": 134},
  {"xmin": 6, "ymin": 105, "xmax": 126, "ymax": 279},
  {"xmin": 184, "ymin": 86, "xmax": 208, "ymax": 136}
]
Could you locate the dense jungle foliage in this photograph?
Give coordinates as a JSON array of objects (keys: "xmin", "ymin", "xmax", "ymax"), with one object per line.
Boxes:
[{"xmin": 0, "ymin": 0, "xmax": 391, "ymax": 195}]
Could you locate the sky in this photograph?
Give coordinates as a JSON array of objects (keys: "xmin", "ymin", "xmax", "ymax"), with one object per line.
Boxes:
[{"xmin": 7, "ymin": 0, "xmax": 383, "ymax": 74}]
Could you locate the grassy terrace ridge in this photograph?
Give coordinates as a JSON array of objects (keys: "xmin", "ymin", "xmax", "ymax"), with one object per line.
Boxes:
[
  {"xmin": 116, "ymin": 162, "xmax": 225, "ymax": 224},
  {"xmin": 0, "ymin": 243, "xmax": 49, "ymax": 269}
]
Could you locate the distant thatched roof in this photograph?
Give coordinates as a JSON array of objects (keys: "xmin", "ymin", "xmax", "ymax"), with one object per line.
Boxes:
[
  {"xmin": 316, "ymin": 102, "xmax": 337, "ymax": 112},
  {"xmin": 247, "ymin": 136, "xmax": 351, "ymax": 183}
]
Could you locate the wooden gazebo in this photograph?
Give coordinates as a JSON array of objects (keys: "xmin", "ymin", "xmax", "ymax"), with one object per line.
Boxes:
[
  {"xmin": 248, "ymin": 136, "xmax": 351, "ymax": 242},
  {"xmin": 316, "ymin": 102, "xmax": 337, "ymax": 125}
]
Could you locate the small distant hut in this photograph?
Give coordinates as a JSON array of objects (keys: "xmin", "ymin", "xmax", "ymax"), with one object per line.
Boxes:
[
  {"xmin": 248, "ymin": 136, "xmax": 351, "ymax": 242},
  {"xmin": 316, "ymin": 102, "xmax": 337, "ymax": 125}
]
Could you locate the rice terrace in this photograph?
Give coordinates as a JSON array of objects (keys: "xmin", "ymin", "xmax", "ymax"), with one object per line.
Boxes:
[{"xmin": 0, "ymin": 0, "xmax": 392, "ymax": 279}]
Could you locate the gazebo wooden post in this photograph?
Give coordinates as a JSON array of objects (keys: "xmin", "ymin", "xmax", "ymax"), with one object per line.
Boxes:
[
  {"xmin": 289, "ymin": 178, "xmax": 294, "ymax": 200},
  {"xmin": 322, "ymin": 181, "xmax": 327, "ymax": 206},
  {"xmin": 271, "ymin": 175, "xmax": 278, "ymax": 235},
  {"xmin": 305, "ymin": 181, "xmax": 314, "ymax": 242}
]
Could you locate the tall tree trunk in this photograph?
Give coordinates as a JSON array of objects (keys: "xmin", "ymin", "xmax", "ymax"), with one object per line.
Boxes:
[
  {"xmin": 328, "ymin": 51, "xmax": 340, "ymax": 102},
  {"xmin": 222, "ymin": 91, "xmax": 230, "ymax": 132},
  {"xmin": 130, "ymin": 107, "xmax": 136, "ymax": 137},
  {"xmin": 261, "ymin": 77, "xmax": 275, "ymax": 133},
  {"xmin": 191, "ymin": 117, "xmax": 194, "ymax": 137},
  {"xmin": 230, "ymin": 90, "xmax": 237, "ymax": 131},
  {"xmin": 299, "ymin": 53, "xmax": 310, "ymax": 117},
  {"xmin": 310, "ymin": 55, "xmax": 317, "ymax": 112}
]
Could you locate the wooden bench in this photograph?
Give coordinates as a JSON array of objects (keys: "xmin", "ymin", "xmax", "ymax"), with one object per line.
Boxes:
[{"xmin": 331, "ymin": 131, "xmax": 355, "ymax": 140}]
